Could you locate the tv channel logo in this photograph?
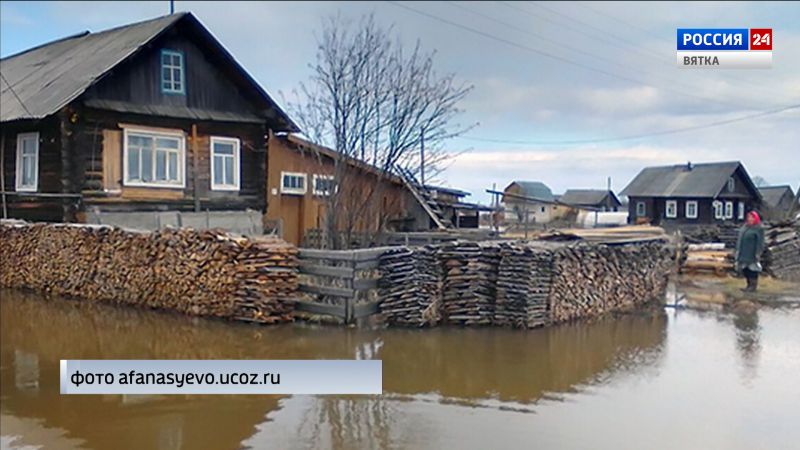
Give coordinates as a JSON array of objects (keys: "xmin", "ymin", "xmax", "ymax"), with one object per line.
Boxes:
[{"xmin": 676, "ymin": 28, "xmax": 772, "ymax": 69}]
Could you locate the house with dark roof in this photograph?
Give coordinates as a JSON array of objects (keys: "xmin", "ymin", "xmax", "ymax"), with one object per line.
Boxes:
[
  {"xmin": 501, "ymin": 180, "xmax": 567, "ymax": 225},
  {"xmin": 559, "ymin": 189, "xmax": 622, "ymax": 212},
  {"xmin": 1, "ymin": 13, "xmax": 296, "ymax": 226},
  {"xmin": 758, "ymin": 185, "xmax": 797, "ymax": 221},
  {"xmin": 619, "ymin": 161, "xmax": 761, "ymax": 226}
]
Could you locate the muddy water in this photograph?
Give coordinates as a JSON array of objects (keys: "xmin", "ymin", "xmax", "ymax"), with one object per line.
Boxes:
[{"xmin": 1, "ymin": 289, "xmax": 798, "ymax": 450}]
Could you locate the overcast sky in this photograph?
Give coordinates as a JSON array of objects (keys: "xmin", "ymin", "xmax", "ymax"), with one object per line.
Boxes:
[{"xmin": 2, "ymin": 1, "xmax": 798, "ymax": 203}]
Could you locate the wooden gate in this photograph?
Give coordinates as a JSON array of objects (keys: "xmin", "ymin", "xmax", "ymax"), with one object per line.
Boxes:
[{"xmin": 295, "ymin": 247, "xmax": 391, "ymax": 324}]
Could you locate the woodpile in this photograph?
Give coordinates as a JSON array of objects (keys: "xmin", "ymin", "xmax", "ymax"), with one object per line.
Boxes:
[
  {"xmin": 548, "ymin": 241, "xmax": 673, "ymax": 323},
  {"xmin": 378, "ymin": 237, "xmax": 673, "ymax": 328},
  {"xmin": 0, "ymin": 220, "xmax": 298, "ymax": 323},
  {"xmin": 378, "ymin": 245, "xmax": 442, "ymax": 326},
  {"xmin": 439, "ymin": 242, "xmax": 501, "ymax": 325},
  {"xmin": 495, "ymin": 242, "xmax": 557, "ymax": 328},
  {"xmin": 682, "ymin": 244, "xmax": 734, "ymax": 276},
  {"xmin": 763, "ymin": 219, "xmax": 800, "ymax": 281}
]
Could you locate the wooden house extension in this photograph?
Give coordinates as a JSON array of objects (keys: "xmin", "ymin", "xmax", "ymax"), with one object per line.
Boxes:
[
  {"xmin": 559, "ymin": 189, "xmax": 622, "ymax": 212},
  {"xmin": 265, "ymin": 134, "xmax": 484, "ymax": 245},
  {"xmin": 758, "ymin": 185, "xmax": 797, "ymax": 221},
  {"xmin": 620, "ymin": 161, "xmax": 762, "ymax": 226},
  {"xmin": 1, "ymin": 13, "xmax": 296, "ymax": 226}
]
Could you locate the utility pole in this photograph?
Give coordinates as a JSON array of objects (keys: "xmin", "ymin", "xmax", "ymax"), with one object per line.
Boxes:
[
  {"xmin": 419, "ymin": 128, "xmax": 425, "ymax": 186},
  {"xmin": 169, "ymin": 0, "xmax": 175, "ymax": 14}
]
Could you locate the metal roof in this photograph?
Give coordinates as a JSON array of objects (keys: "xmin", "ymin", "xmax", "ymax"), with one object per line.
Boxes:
[
  {"xmin": 758, "ymin": 185, "xmax": 794, "ymax": 207},
  {"xmin": 619, "ymin": 161, "xmax": 755, "ymax": 198},
  {"xmin": 560, "ymin": 189, "xmax": 619, "ymax": 206},
  {"xmin": 506, "ymin": 181, "xmax": 554, "ymax": 201},
  {"xmin": 0, "ymin": 13, "xmax": 297, "ymax": 130}
]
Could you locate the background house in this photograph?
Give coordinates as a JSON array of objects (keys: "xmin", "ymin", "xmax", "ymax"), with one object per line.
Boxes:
[
  {"xmin": 1, "ymin": 13, "xmax": 296, "ymax": 233},
  {"xmin": 559, "ymin": 189, "xmax": 622, "ymax": 212},
  {"xmin": 758, "ymin": 185, "xmax": 797, "ymax": 221},
  {"xmin": 502, "ymin": 181, "xmax": 565, "ymax": 226},
  {"xmin": 620, "ymin": 161, "xmax": 761, "ymax": 227}
]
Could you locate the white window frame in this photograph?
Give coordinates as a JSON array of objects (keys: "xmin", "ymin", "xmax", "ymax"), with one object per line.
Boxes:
[
  {"xmin": 738, "ymin": 201, "xmax": 745, "ymax": 220},
  {"xmin": 312, "ymin": 174, "xmax": 335, "ymax": 196},
  {"xmin": 280, "ymin": 171, "xmax": 306, "ymax": 195},
  {"xmin": 122, "ymin": 127, "xmax": 186, "ymax": 188},
  {"xmin": 724, "ymin": 201, "xmax": 734, "ymax": 219},
  {"xmin": 209, "ymin": 136, "xmax": 240, "ymax": 191},
  {"xmin": 15, "ymin": 132, "xmax": 39, "ymax": 192},
  {"xmin": 665, "ymin": 200, "xmax": 677, "ymax": 218},
  {"xmin": 713, "ymin": 200, "xmax": 724, "ymax": 219},
  {"xmin": 636, "ymin": 201, "xmax": 646, "ymax": 217},
  {"xmin": 685, "ymin": 201, "xmax": 698, "ymax": 219},
  {"xmin": 727, "ymin": 177, "xmax": 735, "ymax": 192}
]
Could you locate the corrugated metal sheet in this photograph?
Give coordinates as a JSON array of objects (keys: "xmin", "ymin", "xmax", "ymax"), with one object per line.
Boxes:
[
  {"xmin": 620, "ymin": 162, "xmax": 742, "ymax": 198},
  {"xmin": 1, "ymin": 14, "xmax": 184, "ymax": 121}
]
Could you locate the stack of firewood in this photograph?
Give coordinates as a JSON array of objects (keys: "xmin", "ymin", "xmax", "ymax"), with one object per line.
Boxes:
[
  {"xmin": 378, "ymin": 245, "xmax": 442, "ymax": 326},
  {"xmin": 0, "ymin": 221, "xmax": 298, "ymax": 323},
  {"xmin": 763, "ymin": 219, "xmax": 800, "ymax": 281},
  {"xmin": 439, "ymin": 241, "xmax": 501, "ymax": 325},
  {"xmin": 495, "ymin": 242, "xmax": 557, "ymax": 328},
  {"xmin": 548, "ymin": 241, "xmax": 673, "ymax": 323}
]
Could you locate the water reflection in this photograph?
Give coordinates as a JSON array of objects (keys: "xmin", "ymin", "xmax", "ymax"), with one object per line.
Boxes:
[{"xmin": 2, "ymin": 289, "xmax": 667, "ymax": 450}]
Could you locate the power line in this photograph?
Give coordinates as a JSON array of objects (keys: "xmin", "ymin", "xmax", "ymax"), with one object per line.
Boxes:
[
  {"xmin": 387, "ymin": 1, "xmax": 780, "ymax": 110},
  {"xmin": 0, "ymin": 72, "xmax": 32, "ymax": 117},
  {"xmin": 445, "ymin": 1, "xmax": 769, "ymax": 111},
  {"xmin": 547, "ymin": 1, "xmax": 787, "ymax": 99},
  {"xmin": 457, "ymin": 103, "xmax": 800, "ymax": 146}
]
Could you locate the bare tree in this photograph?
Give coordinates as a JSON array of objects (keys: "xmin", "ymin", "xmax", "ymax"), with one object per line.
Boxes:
[{"xmin": 286, "ymin": 14, "xmax": 472, "ymax": 248}]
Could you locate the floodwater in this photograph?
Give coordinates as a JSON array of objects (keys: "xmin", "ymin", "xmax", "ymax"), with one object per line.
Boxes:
[{"xmin": 1, "ymin": 289, "xmax": 799, "ymax": 450}]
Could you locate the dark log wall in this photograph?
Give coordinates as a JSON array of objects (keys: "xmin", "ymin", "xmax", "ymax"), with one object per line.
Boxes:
[
  {"xmin": 0, "ymin": 118, "xmax": 68, "ymax": 221},
  {"xmin": 74, "ymin": 107, "xmax": 266, "ymax": 214},
  {"xmin": 82, "ymin": 28, "xmax": 261, "ymax": 117}
]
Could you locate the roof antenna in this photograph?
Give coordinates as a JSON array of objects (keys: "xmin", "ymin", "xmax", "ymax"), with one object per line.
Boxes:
[{"xmin": 170, "ymin": 0, "xmax": 175, "ymax": 14}]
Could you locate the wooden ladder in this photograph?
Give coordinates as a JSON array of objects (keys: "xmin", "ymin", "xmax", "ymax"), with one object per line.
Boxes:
[{"xmin": 396, "ymin": 166, "xmax": 451, "ymax": 230}]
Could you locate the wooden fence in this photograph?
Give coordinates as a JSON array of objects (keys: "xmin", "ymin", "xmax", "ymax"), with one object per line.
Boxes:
[{"xmin": 295, "ymin": 247, "xmax": 392, "ymax": 324}]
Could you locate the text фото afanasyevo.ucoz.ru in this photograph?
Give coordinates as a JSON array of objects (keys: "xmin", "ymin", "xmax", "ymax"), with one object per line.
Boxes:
[{"xmin": 60, "ymin": 360, "xmax": 382, "ymax": 395}]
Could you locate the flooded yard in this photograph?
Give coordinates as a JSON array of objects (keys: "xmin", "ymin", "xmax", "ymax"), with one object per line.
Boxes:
[{"xmin": 1, "ymin": 287, "xmax": 799, "ymax": 450}]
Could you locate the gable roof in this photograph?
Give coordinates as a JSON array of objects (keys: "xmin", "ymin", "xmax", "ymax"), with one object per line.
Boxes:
[
  {"xmin": 620, "ymin": 161, "xmax": 759, "ymax": 199},
  {"xmin": 560, "ymin": 189, "xmax": 620, "ymax": 206},
  {"xmin": 506, "ymin": 181, "xmax": 554, "ymax": 201},
  {"xmin": 0, "ymin": 13, "xmax": 297, "ymax": 130},
  {"xmin": 758, "ymin": 185, "xmax": 794, "ymax": 207}
]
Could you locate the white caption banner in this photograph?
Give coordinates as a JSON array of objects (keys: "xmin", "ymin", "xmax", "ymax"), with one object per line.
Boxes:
[
  {"xmin": 676, "ymin": 51, "xmax": 772, "ymax": 69},
  {"xmin": 61, "ymin": 359, "xmax": 382, "ymax": 395}
]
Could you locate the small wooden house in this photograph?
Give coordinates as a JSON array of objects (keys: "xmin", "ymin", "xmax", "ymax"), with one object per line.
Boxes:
[
  {"xmin": 620, "ymin": 161, "xmax": 762, "ymax": 226},
  {"xmin": 758, "ymin": 185, "xmax": 797, "ymax": 221},
  {"xmin": 265, "ymin": 134, "xmax": 485, "ymax": 245},
  {"xmin": 266, "ymin": 134, "xmax": 421, "ymax": 245},
  {"xmin": 502, "ymin": 181, "xmax": 565, "ymax": 225},
  {"xmin": 559, "ymin": 189, "xmax": 621, "ymax": 212},
  {"xmin": 1, "ymin": 13, "xmax": 296, "ymax": 229}
]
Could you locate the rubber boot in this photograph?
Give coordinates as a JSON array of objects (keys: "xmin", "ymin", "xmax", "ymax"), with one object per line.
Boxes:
[
  {"xmin": 741, "ymin": 276, "xmax": 752, "ymax": 292},
  {"xmin": 750, "ymin": 276, "xmax": 758, "ymax": 292}
]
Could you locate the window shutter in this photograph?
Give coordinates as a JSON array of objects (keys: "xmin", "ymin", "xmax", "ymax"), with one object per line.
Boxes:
[{"xmin": 102, "ymin": 129, "xmax": 122, "ymax": 192}]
